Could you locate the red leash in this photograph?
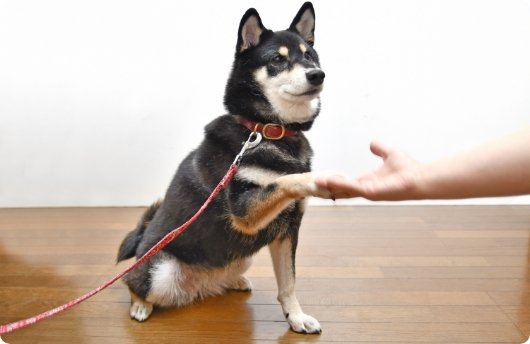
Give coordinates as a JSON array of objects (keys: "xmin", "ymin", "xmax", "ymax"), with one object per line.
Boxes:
[{"xmin": 0, "ymin": 131, "xmax": 262, "ymax": 338}]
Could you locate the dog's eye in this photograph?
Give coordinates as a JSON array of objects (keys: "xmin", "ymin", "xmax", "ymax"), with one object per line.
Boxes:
[
  {"xmin": 304, "ymin": 51, "xmax": 313, "ymax": 61},
  {"xmin": 271, "ymin": 54, "xmax": 287, "ymax": 64}
]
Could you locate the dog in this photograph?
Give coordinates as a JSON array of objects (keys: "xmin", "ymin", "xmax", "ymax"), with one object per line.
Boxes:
[{"xmin": 117, "ymin": 2, "xmax": 328, "ymax": 334}]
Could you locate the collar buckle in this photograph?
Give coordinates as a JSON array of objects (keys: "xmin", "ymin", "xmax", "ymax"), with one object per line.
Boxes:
[
  {"xmin": 262, "ymin": 123, "xmax": 286, "ymax": 140},
  {"xmin": 237, "ymin": 116, "xmax": 296, "ymax": 140}
]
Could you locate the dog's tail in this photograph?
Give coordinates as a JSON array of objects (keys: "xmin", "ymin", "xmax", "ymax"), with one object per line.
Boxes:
[{"xmin": 117, "ymin": 200, "xmax": 162, "ymax": 263}]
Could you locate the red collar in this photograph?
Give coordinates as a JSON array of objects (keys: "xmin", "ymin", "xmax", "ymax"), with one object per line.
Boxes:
[{"xmin": 237, "ymin": 117, "xmax": 297, "ymax": 140}]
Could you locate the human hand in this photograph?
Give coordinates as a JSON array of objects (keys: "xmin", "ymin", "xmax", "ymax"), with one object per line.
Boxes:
[{"xmin": 315, "ymin": 141, "xmax": 422, "ymax": 201}]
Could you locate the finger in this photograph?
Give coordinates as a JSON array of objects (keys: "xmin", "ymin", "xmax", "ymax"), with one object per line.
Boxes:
[
  {"xmin": 321, "ymin": 177, "xmax": 363, "ymax": 197},
  {"xmin": 369, "ymin": 141, "xmax": 393, "ymax": 160},
  {"xmin": 314, "ymin": 176, "xmax": 354, "ymax": 198},
  {"xmin": 315, "ymin": 174, "xmax": 347, "ymax": 188}
]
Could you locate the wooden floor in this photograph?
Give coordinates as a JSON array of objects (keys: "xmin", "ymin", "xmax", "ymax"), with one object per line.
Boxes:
[{"xmin": 1, "ymin": 206, "xmax": 530, "ymax": 343}]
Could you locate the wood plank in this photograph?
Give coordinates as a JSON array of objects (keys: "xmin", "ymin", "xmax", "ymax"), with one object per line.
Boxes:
[{"xmin": 1, "ymin": 205, "xmax": 529, "ymax": 343}]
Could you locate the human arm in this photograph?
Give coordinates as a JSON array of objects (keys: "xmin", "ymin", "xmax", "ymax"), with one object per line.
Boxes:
[{"xmin": 315, "ymin": 127, "xmax": 530, "ymax": 201}]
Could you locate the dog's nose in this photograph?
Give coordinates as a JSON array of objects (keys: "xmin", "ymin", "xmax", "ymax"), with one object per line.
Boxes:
[{"xmin": 306, "ymin": 69, "xmax": 325, "ymax": 86}]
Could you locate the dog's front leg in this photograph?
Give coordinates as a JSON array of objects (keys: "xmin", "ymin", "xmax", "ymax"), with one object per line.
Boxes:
[
  {"xmin": 269, "ymin": 237, "xmax": 322, "ymax": 334},
  {"xmin": 229, "ymin": 172, "xmax": 331, "ymax": 235}
]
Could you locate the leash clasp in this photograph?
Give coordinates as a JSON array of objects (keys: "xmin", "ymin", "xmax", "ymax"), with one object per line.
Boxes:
[{"xmin": 233, "ymin": 131, "xmax": 262, "ymax": 165}]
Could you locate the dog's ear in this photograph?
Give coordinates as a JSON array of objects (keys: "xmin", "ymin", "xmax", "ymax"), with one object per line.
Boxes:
[
  {"xmin": 237, "ymin": 8, "xmax": 266, "ymax": 53},
  {"xmin": 288, "ymin": 2, "xmax": 315, "ymax": 46}
]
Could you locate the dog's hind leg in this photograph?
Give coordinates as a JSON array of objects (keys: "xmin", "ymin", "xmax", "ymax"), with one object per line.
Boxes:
[
  {"xmin": 226, "ymin": 275, "xmax": 253, "ymax": 291},
  {"xmin": 129, "ymin": 291, "xmax": 154, "ymax": 322},
  {"xmin": 224, "ymin": 257, "xmax": 253, "ymax": 292},
  {"xmin": 269, "ymin": 237, "xmax": 321, "ymax": 334},
  {"xmin": 122, "ymin": 254, "xmax": 156, "ymax": 322}
]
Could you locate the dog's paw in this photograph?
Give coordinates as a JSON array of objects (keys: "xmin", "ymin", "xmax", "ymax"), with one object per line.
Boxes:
[
  {"xmin": 287, "ymin": 312, "xmax": 322, "ymax": 334},
  {"xmin": 130, "ymin": 300, "xmax": 153, "ymax": 322},
  {"xmin": 228, "ymin": 275, "xmax": 253, "ymax": 291},
  {"xmin": 277, "ymin": 172, "xmax": 334, "ymax": 200},
  {"xmin": 309, "ymin": 170, "xmax": 349, "ymax": 199}
]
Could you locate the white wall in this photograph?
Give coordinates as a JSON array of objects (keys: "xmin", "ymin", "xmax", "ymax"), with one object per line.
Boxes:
[{"xmin": 1, "ymin": 0, "xmax": 529, "ymax": 207}]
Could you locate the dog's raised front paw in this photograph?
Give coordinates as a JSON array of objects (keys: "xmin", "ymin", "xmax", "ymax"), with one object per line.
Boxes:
[
  {"xmin": 276, "ymin": 172, "xmax": 334, "ymax": 200},
  {"xmin": 287, "ymin": 312, "xmax": 322, "ymax": 334}
]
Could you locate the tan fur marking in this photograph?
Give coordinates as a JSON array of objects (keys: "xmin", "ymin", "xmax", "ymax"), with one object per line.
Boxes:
[
  {"xmin": 279, "ymin": 46, "xmax": 289, "ymax": 57},
  {"xmin": 230, "ymin": 188, "xmax": 293, "ymax": 235},
  {"xmin": 130, "ymin": 290, "xmax": 144, "ymax": 303},
  {"xmin": 299, "ymin": 44, "xmax": 307, "ymax": 54}
]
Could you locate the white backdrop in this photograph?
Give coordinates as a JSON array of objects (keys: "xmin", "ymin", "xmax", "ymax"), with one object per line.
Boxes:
[{"xmin": 1, "ymin": 0, "xmax": 529, "ymax": 207}]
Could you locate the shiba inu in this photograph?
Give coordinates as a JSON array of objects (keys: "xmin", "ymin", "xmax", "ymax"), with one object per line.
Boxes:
[{"xmin": 117, "ymin": 2, "xmax": 328, "ymax": 334}]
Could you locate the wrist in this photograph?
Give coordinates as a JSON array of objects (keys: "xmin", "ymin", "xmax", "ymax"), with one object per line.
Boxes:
[{"xmin": 408, "ymin": 163, "xmax": 434, "ymax": 200}]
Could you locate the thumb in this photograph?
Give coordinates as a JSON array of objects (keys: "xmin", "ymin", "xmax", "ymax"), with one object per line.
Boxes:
[{"xmin": 369, "ymin": 141, "xmax": 392, "ymax": 160}]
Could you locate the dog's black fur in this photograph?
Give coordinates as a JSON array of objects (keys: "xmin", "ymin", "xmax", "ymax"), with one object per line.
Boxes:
[{"xmin": 117, "ymin": 2, "xmax": 327, "ymax": 334}]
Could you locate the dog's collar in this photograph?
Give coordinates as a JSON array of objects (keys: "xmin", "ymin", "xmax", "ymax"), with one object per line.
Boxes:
[{"xmin": 237, "ymin": 116, "xmax": 297, "ymax": 140}]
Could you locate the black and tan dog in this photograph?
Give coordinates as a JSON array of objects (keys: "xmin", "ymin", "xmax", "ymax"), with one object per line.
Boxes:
[{"xmin": 117, "ymin": 2, "xmax": 328, "ymax": 334}]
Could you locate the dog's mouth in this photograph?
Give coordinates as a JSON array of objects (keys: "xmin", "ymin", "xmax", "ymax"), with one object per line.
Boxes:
[
  {"xmin": 298, "ymin": 88, "xmax": 322, "ymax": 97},
  {"xmin": 286, "ymin": 86, "xmax": 323, "ymax": 98}
]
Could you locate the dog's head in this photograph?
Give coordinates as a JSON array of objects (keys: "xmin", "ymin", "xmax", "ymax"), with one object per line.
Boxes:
[{"xmin": 224, "ymin": 2, "xmax": 324, "ymax": 131}]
